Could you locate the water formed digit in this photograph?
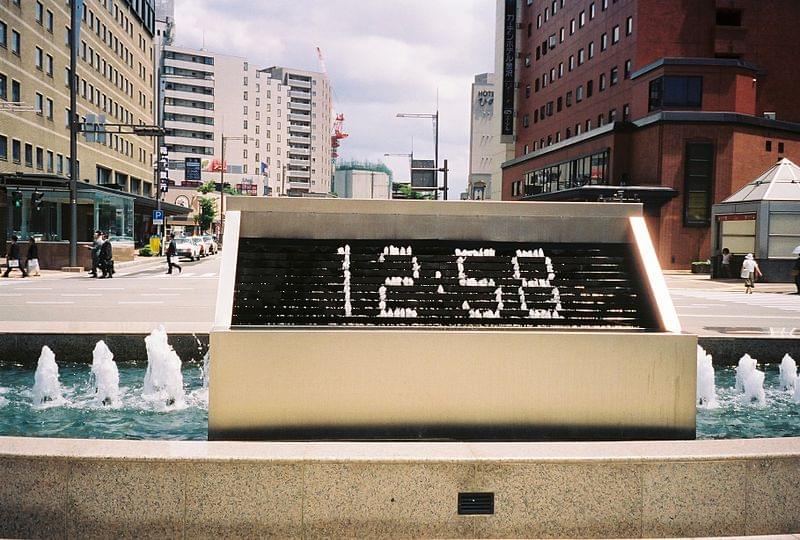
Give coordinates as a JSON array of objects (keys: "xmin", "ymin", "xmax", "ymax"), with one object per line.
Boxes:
[
  {"xmin": 339, "ymin": 244, "xmax": 352, "ymax": 316},
  {"xmin": 377, "ymin": 244, "xmax": 418, "ymax": 319},
  {"xmin": 454, "ymin": 248, "xmax": 502, "ymax": 319},
  {"xmin": 515, "ymin": 249, "xmax": 561, "ymax": 320}
]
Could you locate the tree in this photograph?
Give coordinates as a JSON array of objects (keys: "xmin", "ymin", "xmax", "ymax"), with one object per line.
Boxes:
[
  {"xmin": 197, "ymin": 180, "xmax": 238, "ymax": 196},
  {"xmin": 196, "ymin": 196, "xmax": 216, "ymax": 233}
]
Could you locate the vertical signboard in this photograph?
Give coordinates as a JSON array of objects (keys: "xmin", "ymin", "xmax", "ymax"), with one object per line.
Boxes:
[
  {"xmin": 185, "ymin": 157, "xmax": 202, "ymax": 181},
  {"xmin": 502, "ymin": 0, "xmax": 517, "ymax": 136}
]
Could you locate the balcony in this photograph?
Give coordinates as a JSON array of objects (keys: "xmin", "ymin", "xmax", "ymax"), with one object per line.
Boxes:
[
  {"xmin": 287, "ymin": 78, "xmax": 312, "ymax": 89},
  {"xmin": 288, "ymin": 101, "xmax": 312, "ymax": 112},
  {"xmin": 162, "ymin": 73, "xmax": 214, "ymax": 89},
  {"xmin": 164, "ymin": 120, "xmax": 214, "ymax": 133},
  {"xmin": 163, "ymin": 104, "xmax": 214, "ymax": 117},
  {"xmin": 163, "ymin": 58, "xmax": 214, "ymax": 76},
  {"xmin": 164, "ymin": 135, "xmax": 214, "ymax": 148},
  {"xmin": 289, "ymin": 158, "xmax": 310, "ymax": 167},
  {"xmin": 164, "ymin": 88, "xmax": 214, "ymax": 104},
  {"xmin": 289, "ymin": 124, "xmax": 311, "ymax": 134},
  {"xmin": 288, "ymin": 135, "xmax": 311, "ymax": 145},
  {"xmin": 289, "ymin": 90, "xmax": 311, "ymax": 100},
  {"xmin": 288, "ymin": 113, "xmax": 311, "ymax": 122},
  {"xmin": 288, "ymin": 169, "xmax": 311, "ymax": 179},
  {"xmin": 289, "ymin": 146, "xmax": 311, "ymax": 155}
]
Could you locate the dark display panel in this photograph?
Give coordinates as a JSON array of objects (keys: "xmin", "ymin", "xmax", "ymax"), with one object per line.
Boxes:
[{"xmin": 232, "ymin": 239, "xmax": 658, "ymax": 329}]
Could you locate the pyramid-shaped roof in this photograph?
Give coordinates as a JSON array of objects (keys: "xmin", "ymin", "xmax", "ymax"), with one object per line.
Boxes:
[{"xmin": 724, "ymin": 158, "xmax": 800, "ymax": 202}]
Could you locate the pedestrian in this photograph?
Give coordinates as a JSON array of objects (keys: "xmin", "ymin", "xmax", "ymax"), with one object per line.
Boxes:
[
  {"xmin": 87, "ymin": 230, "xmax": 102, "ymax": 278},
  {"xmin": 720, "ymin": 247, "xmax": 732, "ymax": 279},
  {"xmin": 26, "ymin": 237, "xmax": 41, "ymax": 277},
  {"xmin": 3, "ymin": 235, "xmax": 27, "ymax": 278},
  {"xmin": 740, "ymin": 253, "xmax": 762, "ymax": 294},
  {"xmin": 99, "ymin": 233, "xmax": 114, "ymax": 279},
  {"xmin": 792, "ymin": 254, "xmax": 800, "ymax": 295},
  {"xmin": 165, "ymin": 233, "xmax": 182, "ymax": 275}
]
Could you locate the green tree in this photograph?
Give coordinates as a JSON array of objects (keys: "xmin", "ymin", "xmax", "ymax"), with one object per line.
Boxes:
[
  {"xmin": 196, "ymin": 196, "xmax": 216, "ymax": 233},
  {"xmin": 197, "ymin": 180, "xmax": 238, "ymax": 196}
]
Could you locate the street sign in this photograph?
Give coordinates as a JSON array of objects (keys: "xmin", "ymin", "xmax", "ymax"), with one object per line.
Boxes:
[
  {"xmin": 411, "ymin": 159, "xmax": 437, "ymax": 189},
  {"xmin": 185, "ymin": 157, "xmax": 202, "ymax": 181},
  {"xmin": 153, "ymin": 210, "xmax": 164, "ymax": 226}
]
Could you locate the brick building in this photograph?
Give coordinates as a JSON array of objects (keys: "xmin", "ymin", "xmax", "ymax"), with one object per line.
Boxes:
[{"xmin": 502, "ymin": 0, "xmax": 800, "ymax": 269}]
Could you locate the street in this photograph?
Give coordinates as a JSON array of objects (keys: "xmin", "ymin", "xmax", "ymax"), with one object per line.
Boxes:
[
  {"xmin": 0, "ymin": 261, "xmax": 798, "ymax": 337},
  {"xmin": 0, "ymin": 255, "xmax": 220, "ymax": 333}
]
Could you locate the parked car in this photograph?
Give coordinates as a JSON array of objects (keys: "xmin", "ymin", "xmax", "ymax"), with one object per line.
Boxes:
[
  {"xmin": 175, "ymin": 237, "xmax": 201, "ymax": 261},
  {"xmin": 190, "ymin": 236, "xmax": 207, "ymax": 258},
  {"xmin": 201, "ymin": 235, "xmax": 218, "ymax": 255}
]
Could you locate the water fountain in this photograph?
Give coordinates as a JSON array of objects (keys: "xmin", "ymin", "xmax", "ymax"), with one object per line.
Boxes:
[
  {"xmin": 90, "ymin": 341, "xmax": 120, "ymax": 406},
  {"xmin": 735, "ymin": 353, "xmax": 766, "ymax": 405},
  {"xmin": 210, "ymin": 198, "xmax": 695, "ymax": 440},
  {"xmin": 779, "ymin": 354, "xmax": 797, "ymax": 391},
  {"xmin": 696, "ymin": 345, "xmax": 718, "ymax": 408},
  {"xmin": 143, "ymin": 325, "xmax": 185, "ymax": 408},
  {"xmin": 32, "ymin": 346, "xmax": 64, "ymax": 407}
]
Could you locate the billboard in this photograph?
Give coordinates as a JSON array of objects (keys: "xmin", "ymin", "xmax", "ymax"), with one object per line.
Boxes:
[
  {"xmin": 185, "ymin": 157, "xmax": 202, "ymax": 181},
  {"xmin": 501, "ymin": 0, "xmax": 517, "ymax": 136},
  {"xmin": 411, "ymin": 159, "xmax": 437, "ymax": 189}
]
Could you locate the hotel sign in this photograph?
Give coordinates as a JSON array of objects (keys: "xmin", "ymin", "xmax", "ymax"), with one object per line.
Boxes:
[{"xmin": 502, "ymin": 0, "xmax": 517, "ymax": 136}]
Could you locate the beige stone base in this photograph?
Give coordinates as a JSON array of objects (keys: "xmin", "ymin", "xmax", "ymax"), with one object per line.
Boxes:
[
  {"xmin": 1, "ymin": 437, "xmax": 799, "ymax": 538},
  {"xmin": 209, "ymin": 330, "xmax": 697, "ymax": 441}
]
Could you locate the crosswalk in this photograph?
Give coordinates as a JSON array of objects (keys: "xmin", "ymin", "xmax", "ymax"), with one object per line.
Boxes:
[{"xmin": 671, "ymin": 289, "xmax": 800, "ymax": 314}]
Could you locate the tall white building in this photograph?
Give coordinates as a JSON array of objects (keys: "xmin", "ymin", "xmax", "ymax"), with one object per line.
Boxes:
[
  {"xmin": 467, "ymin": 73, "xmax": 501, "ymax": 200},
  {"xmin": 263, "ymin": 67, "xmax": 333, "ymax": 196}
]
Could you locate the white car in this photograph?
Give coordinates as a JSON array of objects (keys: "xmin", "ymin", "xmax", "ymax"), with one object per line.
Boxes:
[
  {"xmin": 201, "ymin": 235, "xmax": 218, "ymax": 255},
  {"xmin": 175, "ymin": 237, "xmax": 201, "ymax": 261}
]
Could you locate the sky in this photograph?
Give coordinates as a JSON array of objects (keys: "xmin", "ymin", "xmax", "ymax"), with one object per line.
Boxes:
[{"xmin": 173, "ymin": 0, "xmax": 496, "ymax": 198}]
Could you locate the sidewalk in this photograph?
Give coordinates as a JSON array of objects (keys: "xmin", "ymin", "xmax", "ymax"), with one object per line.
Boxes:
[
  {"xmin": 4, "ymin": 255, "xmax": 168, "ymax": 280},
  {"xmin": 664, "ymin": 271, "xmax": 798, "ymax": 295}
]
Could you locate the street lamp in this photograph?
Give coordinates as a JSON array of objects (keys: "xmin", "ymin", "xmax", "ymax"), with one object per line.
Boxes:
[{"xmin": 396, "ymin": 111, "xmax": 446, "ymax": 200}]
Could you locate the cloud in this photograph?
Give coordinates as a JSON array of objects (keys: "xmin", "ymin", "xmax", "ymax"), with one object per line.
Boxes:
[{"xmin": 173, "ymin": 0, "xmax": 495, "ymax": 197}]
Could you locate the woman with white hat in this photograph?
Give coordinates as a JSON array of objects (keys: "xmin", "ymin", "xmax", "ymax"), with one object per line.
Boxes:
[{"xmin": 740, "ymin": 253, "xmax": 762, "ymax": 294}]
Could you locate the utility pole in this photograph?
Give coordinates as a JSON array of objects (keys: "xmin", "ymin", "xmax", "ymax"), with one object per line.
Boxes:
[
  {"xmin": 68, "ymin": 0, "xmax": 81, "ymax": 268},
  {"xmin": 441, "ymin": 159, "xmax": 448, "ymax": 200},
  {"xmin": 219, "ymin": 133, "xmax": 225, "ymax": 242}
]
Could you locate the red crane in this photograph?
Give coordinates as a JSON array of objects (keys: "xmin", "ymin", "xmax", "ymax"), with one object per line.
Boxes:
[{"xmin": 316, "ymin": 47, "xmax": 348, "ymax": 162}]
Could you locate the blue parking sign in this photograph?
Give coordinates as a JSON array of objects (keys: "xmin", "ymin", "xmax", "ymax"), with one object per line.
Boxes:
[{"xmin": 153, "ymin": 210, "xmax": 164, "ymax": 225}]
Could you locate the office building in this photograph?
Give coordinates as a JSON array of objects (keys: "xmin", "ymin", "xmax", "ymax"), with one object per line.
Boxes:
[
  {"xmin": 502, "ymin": 0, "xmax": 800, "ymax": 269},
  {"xmin": 0, "ymin": 0, "xmax": 179, "ymax": 256},
  {"xmin": 332, "ymin": 161, "xmax": 391, "ymax": 200},
  {"xmin": 467, "ymin": 73, "xmax": 503, "ymax": 200}
]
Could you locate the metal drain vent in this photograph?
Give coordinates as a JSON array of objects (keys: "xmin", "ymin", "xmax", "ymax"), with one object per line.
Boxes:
[{"xmin": 458, "ymin": 492, "xmax": 494, "ymax": 515}]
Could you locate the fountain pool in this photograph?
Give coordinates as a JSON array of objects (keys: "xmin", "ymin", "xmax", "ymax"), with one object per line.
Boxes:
[{"xmin": 0, "ymin": 348, "xmax": 798, "ymax": 441}]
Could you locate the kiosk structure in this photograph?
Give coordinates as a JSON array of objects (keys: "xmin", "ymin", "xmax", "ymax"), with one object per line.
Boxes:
[{"xmin": 211, "ymin": 198, "xmax": 695, "ymax": 441}]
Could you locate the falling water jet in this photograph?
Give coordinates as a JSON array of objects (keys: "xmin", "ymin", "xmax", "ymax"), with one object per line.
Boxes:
[
  {"xmin": 735, "ymin": 353, "xmax": 766, "ymax": 406},
  {"xmin": 143, "ymin": 326, "xmax": 185, "ymax": 408},
  {"xmin": 90, "ymin": 341, "xmax": 120, "ymax": 406},
  {"xmin": 32, "ymin": 346, "xmax": 63, "ymax": 406},
  {"xmin": 696, "ymin": 345, "xmax": 718, "ymax": 408},
  {"xmin": 778, "ymin": 354, "xmax": 797, "ymax": 392}
]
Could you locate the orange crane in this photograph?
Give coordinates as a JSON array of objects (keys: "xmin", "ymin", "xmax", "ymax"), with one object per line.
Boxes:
[{"xmin": 316, "ymin": 47, "xmax": 348, "ymax": 163}]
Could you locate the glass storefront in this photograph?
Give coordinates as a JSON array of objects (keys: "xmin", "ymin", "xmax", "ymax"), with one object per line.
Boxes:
[
  {"xmin": 6, "ymin": 188, "xmax": 133, "ymax": 243},
  {"xmin": 523, "ymin": 149, "xmax": 610, "ymax": 196}
]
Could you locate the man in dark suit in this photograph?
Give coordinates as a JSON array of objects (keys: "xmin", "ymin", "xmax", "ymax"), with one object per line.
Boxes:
[
  {"xmin": 99, "ymin": 233, "xmax": 114, "ymax": 279},
  {"xmin": 166, "ymin": 233, "xmax": 182, "ymax": 275},
  {"xmin": 3, "ymin": 235, "xmax": 27, "ymax": 278}
]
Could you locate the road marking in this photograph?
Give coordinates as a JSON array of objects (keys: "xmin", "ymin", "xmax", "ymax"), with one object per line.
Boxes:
[
  {"xmin": 200, "ymin": 272, "xmax": 216, "ymax": 277},
  {"xmin": 0, "ymin": 293, "xmax": 23, "ymax": 297},
  {"xmin": 26, "ymin": 301, "xmax": 75, "ymax": 305},
  {"xmin": 17, "ymin": 287, "xmax": 52, "ymax": 291},
  {"xmin": 161, "ymin": 287, "xmax": 192, "ymax": 291},
  {"xmin": 118, "ymin": 301, "xmax": 164, "ymax": 305},
  {"xmin": 680, "ymin": 314, "xmax": 800, "ymax": 319},
  {"xmin": 141, "ymin": 293, "xmax": 179, "ymax": 297},
  {"xmin": 61, "ymin": 293, "xmax": 102, "ymax": 297},
  {"xmin": 88, "ymin": 287, "xmax": 125, "ymax": 291}
]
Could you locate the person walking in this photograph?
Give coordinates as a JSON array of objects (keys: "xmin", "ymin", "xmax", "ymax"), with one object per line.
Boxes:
[
  {"xmin": 3, "ymin": 236, "xmax": 27, "ymax": 278},
  {"xmin": 792, "ymin": 254, "xmax": 800, "ymax": 295},
  {"xmin": 99, "ymin": 233, "xmax": 114, "ymax": 279},
  {"xmin": 720, "ymin": 247, "xmax": 732, "ymax": 279},
  {"xmin": 25, "ymin": 237, "xmax": 41, "ymax": 277},
  {"xmin": 165, "ymin": 233, "xmax": 182, "ymax": 275},
  {"xmin": 740, "ymin": 253, "xmax": 762, "ymax": 294},
  {"xmin": 87, "ymin": 231, "xmax": 102, "ymax": 278}
]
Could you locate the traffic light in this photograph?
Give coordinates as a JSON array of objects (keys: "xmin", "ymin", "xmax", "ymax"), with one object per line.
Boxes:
[
  {"xmin": 32, "ymin": 191, "xmax": 45, "ymax": 211},
  {"xmin": 11, "ymin": 191, "xmax": 22, "ymax": 209}
]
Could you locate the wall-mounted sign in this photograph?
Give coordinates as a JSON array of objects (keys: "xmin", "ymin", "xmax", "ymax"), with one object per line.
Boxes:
[
  {"xmin": 476, "ymin": 90, "xmax": 494, "ymax": 117},
  {"xmin": 185, "ymin": 157, "xmax": 202, "ymax": 181},
  {"xmin": 502, "ymin": 0, "xmax": 517, "ymax": 136}
]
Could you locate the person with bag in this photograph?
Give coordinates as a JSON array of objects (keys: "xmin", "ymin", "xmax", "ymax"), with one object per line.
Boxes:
[
  {"xmin": 99, "ymin": 233, "xmax": 114, "ymax": 279},
  {"xmin": 165, "ymin": 233, "xmax": 182, "ymax": 275},
  {"xmin": 3, "ymin": 236, "xmax": 27, "ymax": 278},
  {"xmin": 25, "ymin": 237, "xmax": 40, "ymax": 277},
  {"xmin": 740, "ymin": 253, "xmax": 762, "ymax": 294},
  {"xmin": 87, "ymin": 230, "xmax": 103, "ymax": 278},
  {"xmin": 792, "ymin": 254, "xmax": 800, "ymax": 295}
]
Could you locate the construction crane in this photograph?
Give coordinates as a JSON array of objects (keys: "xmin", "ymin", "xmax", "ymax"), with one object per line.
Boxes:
[{"xmin": 316, "ymin": 47, "xmax": 349, "ymax": 164}]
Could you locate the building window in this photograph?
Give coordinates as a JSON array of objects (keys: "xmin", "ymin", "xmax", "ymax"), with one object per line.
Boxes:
[
  {"xmin": 35, "ymin": 1, "xmax": 43, "ymax": 24},
  {"xmin": 46, "ymin": 150, "xmax": 53, "ymax": 171},
  {"xmin": 557, "ymin": 96, "xmax": 563, "ymax": 112},
  {"xmin": 623, "ymin": 103, "xmax": 631, "ymax": 120},
  {"xmin": 587, "ymin": 80, "xmax": 594, "ymax": 97},
  {"xmin": 579, "ymin": 11, "xmax": 585, "ymax": 27},
  {"xmin": 558, "ymin": 62, "xmax": 564, "ymax": 78},
  {"xmin": 12, "ymin": 139, "xmax": 20, "ymax": 163},
  {"xmin": 586, "ymin": 119, "xmax": 592, "ymax": 131},
  {"xmin": 588, "ymin": 41, "xmax": 595, "ymax": 59},
  {"xmin": 24, "ymin": 143, "xmax": 32, "ymax": 167},
  {"xmin": 0, "ymin": 135, "xmax": 6, "ymax": 160},
  {"xmin": 0, "ymin": 21, "xmax": 6, "ymax": 48},
  {"xmin": 46, "ymin": 10, "xmax": 53, "ymax": 32},
  {"xmin": 549, "ymin": 34, "xmax": 557, "ymax": 49},
  {"xmin": 600, "ymin": 33, "xmax": 608, "ymax": 51},
  {"xmin": 566, "ymin": 91, "xmax": 572, "ymax": 107},
  {"xmin": 570, "ymin": 19, "xmax": 575, "ymax": 34},
  {"xmin": 684, "ymin": 142, "xmax": 715, "ymax": 225},
  {"xmin": 35, "ymin": 147, "xmax": 43, "ymax": 169},
  {"xmin": 716, "ymin": 9, "xmax": 742, "ymax": 26},
  {"xmin": 765, "ymin": 140, "xmax": 773, "ymax": 152},
  {"xmin": 576, "ymin": 85, "xmax": 584, "ymax": 102},
  {"xmin": 624, "ymin": 59, "xmax": 632, "ymax": 79},
  {"xmin": 46, "ymin": 54, "xmax": 53, "ymax": 76},
  {"xmin": 626, "ymin": 16, "xmax": 633, "ymax": 35},
  {"xmin": 525, "ymin": 54, "xmax": 531, "ymax": 67},
  {"xmin": 612, "ymin": 25, "xmax": 620, "ymax": 43},
  {"xmin": 523, "ymin": 149, "xmax": 610, "ymax": 194},
  {"xmin": 35, "ymin": 47, "xmax": 43, "ymax": 69},
  {"xmin": 523, "ymin": 114, "xmax": 530, "ymax": 128},
  {"xmin": 648, "ymin": 76, "xmax": 703, "ymax": 111},
  {"xmin": 598, "ymin": 113, "xmax": 604, "ymax": 126},
  {"xmin": 11, "ymin": 30, "xmax": 20, "ymax": 55},
  {"xmin": 599, "ymin": 72, "xmax": 607, "ymax": 91},
  {"xmin": 35, "ymin": 93, "xmax": 43, "ymax": 114},
  {"xmin": 559, "ymin": 27, "xmax": 565, "ymax": 42},
  {"xmin": 45, "ymin": 98, "xmax": 53, "ymax": 119},
  {"xmin": 610, "ymin": 67, "xmax": 619, "ymax": 85},
  {"xmin": 590, "ymin": 2, "xmax": 596, "ymax": 19},
  {"xmin": 537, "ymin": 14, "xmax": 542, "ymax": 28},
  {"xmin": 569, "ymin": 55, "xmax": 575, "ymax": 71},
  {"xmin": 609, "ymin": 108, "xmax": 617, "ymax": 122},
  {"xmin": 578, "ymin": 48, "xmax": 585, "ymax": 65},
  {"xmin": 602, "ymin": 0, "xmax": 608, "ymax": 10},
  {"xmin": 778, "ymin": 142, "xmax": 785, "ymax": 153},
  {"xmin": 0, "ymin": 73, "xmax": 6, "ymax": 100}
]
